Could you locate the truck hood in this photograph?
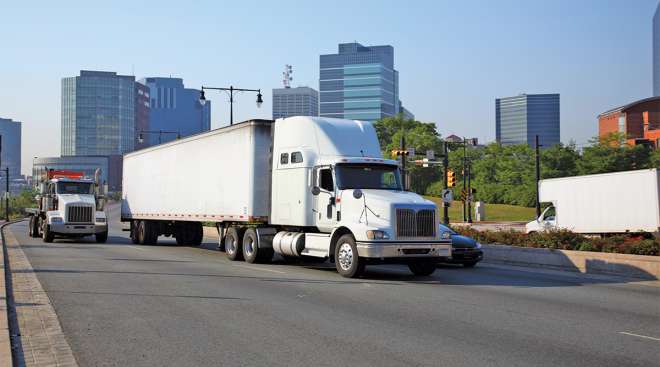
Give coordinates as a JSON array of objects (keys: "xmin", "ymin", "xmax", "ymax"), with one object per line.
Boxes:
[
  {"xmin": 58, "ymin": 194, "xmax": 96, "ymax": 207},
  {"xmin": 338, "ymin": 189, "xmax": 436, "ymax": 227}
]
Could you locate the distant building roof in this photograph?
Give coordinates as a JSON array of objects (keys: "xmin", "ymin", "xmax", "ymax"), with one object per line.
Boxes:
[
  {"xmin": 598, "ymin": 96, "xmax": 660, "ymax": 117},
  {"xmin": 445, "ymin": 134, "xmax": 463, "ymax": 143}
]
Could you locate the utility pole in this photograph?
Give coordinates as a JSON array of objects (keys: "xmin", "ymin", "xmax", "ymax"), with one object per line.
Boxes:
[
  {"xmin": 443, "ymin": 141, "xmax": 449, "ymax": 225},
  {"xmin": 467, "ymin": 163, "xmax": 473, "ymax": 223},
  {"xmin": 535, "ymin": 134, "xmax": 541, "ymax": 218},
  {"xmin": 4, "ymin": 167, "xmax": 8, "ymax": 221},
  {"xmin": 462, "ymin": 137, "xmax": 467, "ymax": 222},
  {"xmin": 400, "ymin": 134, "xmax": 406, "ymax": 190}
]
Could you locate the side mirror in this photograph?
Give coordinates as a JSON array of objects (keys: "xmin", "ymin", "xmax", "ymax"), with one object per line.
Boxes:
[
  {"xmin": 352, "ymin": 189, "xmax": 363, "ymax": 199},
  {"xmin": 311, "ymin": 186, "xmax": 321, "ymax": 196}
]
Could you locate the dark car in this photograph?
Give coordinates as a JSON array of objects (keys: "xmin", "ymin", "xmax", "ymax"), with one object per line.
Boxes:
[{"xmin": 439, "ymin": 224, "xmax": 483, "ymax": 267}]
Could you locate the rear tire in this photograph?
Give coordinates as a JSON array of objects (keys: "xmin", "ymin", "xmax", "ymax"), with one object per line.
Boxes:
[
  {"xmin": 138, "ymin": 221, "xmax": 158, "ymax": 245},
  {"xmin": 28, "ymin": 217, "xmax": 34, "ymax": 237},
  {"xmin": 96, "ymin": 231, "xmax": 108, "ymax": 243},
  {"xmin": 408, "ymin": 260, "xmax": 437, "ymax": 276},
  {"xmin": 225, "ymin": 227, "xmax": 244, "ymax": 261},
  {"xmin": 334, "ymin": 234, "xmax": 364, "ymax": 278},
  {"xmin": 242, "ymin": 228, "xmax": 273, "ymax": 264},
  {"xmin": 42, "ymin": 224, "xmax": 54, "ymax": 243},
  {"xmin": 463, "ymin": 261, "xmax": 478, "ymax": 268},
  {"xmin": 130, "ymin": 221, "xmax": 140, "ymax": 244}
]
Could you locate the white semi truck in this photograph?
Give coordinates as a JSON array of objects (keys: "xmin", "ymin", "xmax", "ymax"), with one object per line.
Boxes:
[
  {"xmin": 526, "ymin": 168, "xmax": 660, "ymax": 234},
  {"xmin": 121, "ymin": 117, "xmax": 452, "ymax": 277},
  {"xmin": 26, "ymin": 170, "xmax": 108, "ymax": 243}
]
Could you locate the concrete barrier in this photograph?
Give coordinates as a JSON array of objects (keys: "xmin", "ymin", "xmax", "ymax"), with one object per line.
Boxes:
[{"xmin": 482, "ymin": 244, "xmax": 660, "ymax": 280}]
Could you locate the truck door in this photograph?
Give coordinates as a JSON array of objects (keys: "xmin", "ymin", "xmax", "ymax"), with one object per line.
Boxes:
[{"xmin": 314, "ymin": 166, "xmax": 337, "ymax": 232}]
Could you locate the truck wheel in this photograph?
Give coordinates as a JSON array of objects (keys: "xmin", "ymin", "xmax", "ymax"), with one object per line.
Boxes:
[
  {"xmin": 463, "ymin": 261, "xmax": 478, "ymax": 268},
  {"xmin": 225, "ymin": 227, "xmax": 244, "ymax": 261},
  {"xmin": 32, "ymin": 216, "xmax": 41, "ymax": 238},
  {"xmin": 130, "ymin": 221, "xmax": 140, "ymax": 244},
  {"xmin": 334, "ymin": 234, "xmax": 365, "ymax": 278},
  {"xmin": 190, "ymin": 222, "xmax": 203, "ymax": 247},
  {"xmin": 408, "ymin": 260, "xmax": 437, "ymax": 276},
  {"xmin": 28, "ymin": 217, "xmax": 34, "ymax": 237},
  {"xmin": 42, "ymin": 224, "xmax": 54, "ymax": 243},
  {"xmin": 96, "ymin": 231, "xmax": 108, "ymax": 243},
  {"xmin": 138, "ymin": 221, "xmax": 158, "ymax": 245},
  {"xmin": 242, "ymin": 228, "xmax": 273, "ymax": 264}
]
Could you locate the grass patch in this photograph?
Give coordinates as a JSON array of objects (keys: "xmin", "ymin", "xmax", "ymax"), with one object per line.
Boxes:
[{"xmin": 424, "ymin": 196, "xmax": 537, "ymax": 222}]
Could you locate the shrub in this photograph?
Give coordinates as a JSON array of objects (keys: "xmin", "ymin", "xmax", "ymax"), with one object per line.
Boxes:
[{"xmin": 453, "ymin": 226, "xmax": 659, "ymax": 256}]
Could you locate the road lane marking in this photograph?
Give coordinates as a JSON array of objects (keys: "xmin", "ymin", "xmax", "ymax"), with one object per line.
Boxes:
[
  {"xmin": 619, "ymin": 332, "xmax": 660, "ymax": 342},
  {"xmin": 127, "ymin": 246, "xmax": 146, "ymax": 251},
  {"xmin": 233, "ymin": 264, "xmax": 286, "ymax": 274}
]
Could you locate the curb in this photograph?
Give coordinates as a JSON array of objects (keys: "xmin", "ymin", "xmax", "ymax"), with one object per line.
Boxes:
[
  {"xmin": 1, "ymin": 220, "xmax": 22, "ymax": 367},
  {"xmin": 482, "ymin": 244, "xmax": 660, "ymax": 280}
]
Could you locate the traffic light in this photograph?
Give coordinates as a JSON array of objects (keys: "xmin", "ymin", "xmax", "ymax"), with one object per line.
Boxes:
[
  {"xmin": 447, "ymin": 169, "xmax": 456, "ymax": 187},
  {"xmin": 391, "ymin": 149, "xmax": 410, "ymax": 158}
]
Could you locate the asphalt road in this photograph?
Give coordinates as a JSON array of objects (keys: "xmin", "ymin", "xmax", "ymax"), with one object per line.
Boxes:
[{"xmin": 5, "ymin": 205, "xmax": 660, "ymax": 367}]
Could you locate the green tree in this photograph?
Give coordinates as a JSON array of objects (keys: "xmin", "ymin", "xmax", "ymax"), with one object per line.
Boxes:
[
  {"xmin": 578, "ymin": 133, "xmax": 652, "ymax": 174},
  {"xmin": 541, "ymin": 142, "xmax": 580, "ymax": 178},
  {"xmin": 373, "ymin": 115, "xmax": 444, "ymax": 194}
]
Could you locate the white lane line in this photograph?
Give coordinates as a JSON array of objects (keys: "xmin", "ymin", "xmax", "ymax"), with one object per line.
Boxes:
[
  {"xmin": 127, "ymin": 246, "xmax": 146, "ymax": 251},
  {"xmin": 619, "ymin": 332, "xmax": 660, "ymax": 342},
  {"xmin": 233, "ymin": 264, "xmax": 286, "ymax": 274}
]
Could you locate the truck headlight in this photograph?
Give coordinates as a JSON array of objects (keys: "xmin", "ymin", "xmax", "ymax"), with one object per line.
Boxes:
[
  {"xmin": 366, "ymin": 230, "xmax": 389, "ymax": 240},
  {"xmin": 441, "ymin": 231, "xmax": 451, "ymax": 240},
  {"xmin": 51, "ymin": 217, "xmax": 63, "ymax": 223}
]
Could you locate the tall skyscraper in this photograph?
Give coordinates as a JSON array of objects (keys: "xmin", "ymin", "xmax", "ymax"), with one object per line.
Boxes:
[
  {"xmin": 0, "ymin": 117, "xmax": 21, "ymax": 178},
  {"xmin": 496, "ymin": 94, "xmax": 560, "ymax": 147},
  {"xmin": 62, "ymin": 70, "xmax": 137, "ymax": 156},
  {"xmin": 135, "ymin": 82, "xmax": 151, "ymax": 150},
  {"xmin": 320, "ymin": 42, "xmax": 402, "ymax": 121},
  {"xmin": 272, "ymin": 87, "xmax": 319, "ymax": 119},
  {"xmin": 654, "ymin": 2, "xmax": 660, "ymax": 96},
  {"xmin": 138, "ymin": 77, "xmax": 211, "ymax": 146}
]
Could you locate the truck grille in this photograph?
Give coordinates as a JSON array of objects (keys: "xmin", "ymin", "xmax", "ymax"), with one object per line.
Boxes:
[
  {"xmin": 396, "ymin": 208, "xmax": 436, "ymax": 239},
  {"xmin": 67, "ymin": 205, "xmax": 93, "ymax": 223}
]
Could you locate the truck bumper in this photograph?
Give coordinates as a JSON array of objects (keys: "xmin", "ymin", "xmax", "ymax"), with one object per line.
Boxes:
[
  {"xmin": 356, "ymin": 241, "xmax": 452, "ymax": 259},
  {"xmin": 50, "ymin": 223, "xmax": 108, "ymax": 235}
]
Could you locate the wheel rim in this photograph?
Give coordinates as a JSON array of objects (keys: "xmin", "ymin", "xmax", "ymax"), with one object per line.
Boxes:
[
  {"xmin": 226, "ymin": 235, "xmax": 236, "ymax": 255},
  {"xmin": 337, "ymin": 243, "xmax": 354, "ymax": 271},
  {"xmin": 244, "ymin": 236, "xmax": 254, "ymax": 257}
]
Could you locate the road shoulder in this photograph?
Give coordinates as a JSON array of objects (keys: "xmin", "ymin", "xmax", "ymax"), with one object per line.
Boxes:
[{"xmin": 2, "ymin": 223, "xmax": 78, "ymax": 367}]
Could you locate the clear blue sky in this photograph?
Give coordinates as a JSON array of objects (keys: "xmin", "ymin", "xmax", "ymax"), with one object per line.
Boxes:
[{"xmin": 1, "ymin": 0, "xmax": 657, "ymax": 175}]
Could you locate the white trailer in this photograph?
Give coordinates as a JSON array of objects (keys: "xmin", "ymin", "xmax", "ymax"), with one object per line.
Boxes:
[
  {"xmin": 526, "ymin": 168, "xmax": 660, "ymax": 234},
  {"xmin": 122, "ymin": 117, "xmax": 452, "ymax": 277}
]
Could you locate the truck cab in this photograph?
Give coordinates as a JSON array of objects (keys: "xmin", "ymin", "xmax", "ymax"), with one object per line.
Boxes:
[
  {"xmin": 27, "ymin": 170, "xmax": 108, "ymax": 243},
  {"xmin": 268, "ymin": 117, "xmax": 451, "ymax": 277}
]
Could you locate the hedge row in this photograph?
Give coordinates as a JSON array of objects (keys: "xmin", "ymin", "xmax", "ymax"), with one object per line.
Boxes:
[{"xmin": 454, "ymin": 227, "xmax": 660, "ymax": 256}]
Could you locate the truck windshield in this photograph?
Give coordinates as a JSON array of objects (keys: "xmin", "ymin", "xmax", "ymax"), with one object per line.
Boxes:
[
  {"xmin": 335, "ymin": 164, "xmax": 402, "ymax": 190},
  {"xmin": 57, "ymin": 182, "xmax": 94, "ymax": 195}
]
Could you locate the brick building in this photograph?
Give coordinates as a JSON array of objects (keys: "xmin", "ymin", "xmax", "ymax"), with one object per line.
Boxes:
[{"xmin": 598, "ymin": 96, "xmax": 660, "ymax": 147}]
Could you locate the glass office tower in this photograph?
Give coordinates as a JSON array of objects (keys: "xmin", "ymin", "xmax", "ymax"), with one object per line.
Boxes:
[
  {"xmin": 496, "ymin": 94, "xmax": 560, "ymax": 147},
  {"xmin": 61, "ymin": 70, "xmax": 136, "ymax": 156},
  {"xmin": 320, "ymin": 42, "xmax": 400, "ymax": 121}
]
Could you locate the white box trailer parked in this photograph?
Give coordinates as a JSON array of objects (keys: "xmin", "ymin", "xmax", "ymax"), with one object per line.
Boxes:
[
  {"xmin": 122, "ymin": 117, "xmax": 452, "ymax": 278},
  {"xmin": 526, "ymin": 168, "xmax": 660, "ymax": 234}
]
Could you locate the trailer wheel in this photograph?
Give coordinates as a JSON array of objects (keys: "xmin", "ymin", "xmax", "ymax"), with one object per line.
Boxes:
[
  {"xmin": 138, "ymin": 221, "xmax": 158, "ymax": 245},
  {"xmin": 28, "ymin": 216, "xmax": 34, "ymax": 237},
  {"xmin": 408, "ymin": 260, "xmax": 437, "ymax": 276},
  {"xmin": 96, "ymin": 231, "xmax": 108, "ymax": 243},
  {"xmin": 42, "ymin": 224, "xmax": 54, "ymax": 243},
  {"xmin": 334, "ymin": 234, "xmax": 365, "ymax": 278},
  {"xmin": 225, "ymin": 227, "xmax": 244, "ymax": 261},
  {"xmin": 130, "ymin": 221, "xmax": 140, "ymax": 244},
  {"xmin": 242, "ymin": 228, "xmax": 273, "ymax": 264}
]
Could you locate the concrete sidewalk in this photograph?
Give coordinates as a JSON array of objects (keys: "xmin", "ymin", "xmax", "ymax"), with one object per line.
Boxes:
[{"xmin": 1, "ymin": 222, "xmax": 13, "ymax": 367}]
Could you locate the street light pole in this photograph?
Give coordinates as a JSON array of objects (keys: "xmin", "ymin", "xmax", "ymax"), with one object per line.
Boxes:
[
  {"xmin": 200, "ymin": 85, "xmax": 263, "ymax": 126},
  {"xmin": 535, "ymin": 134, "xmax": 542, "ymax": 218},
  {"xmin": 462, "ymin": 137, "xmax": 467, "ymax": 222},
  {"xmin": 443, "ymin": 141, "xmax": 449, "ymax": 225}
]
